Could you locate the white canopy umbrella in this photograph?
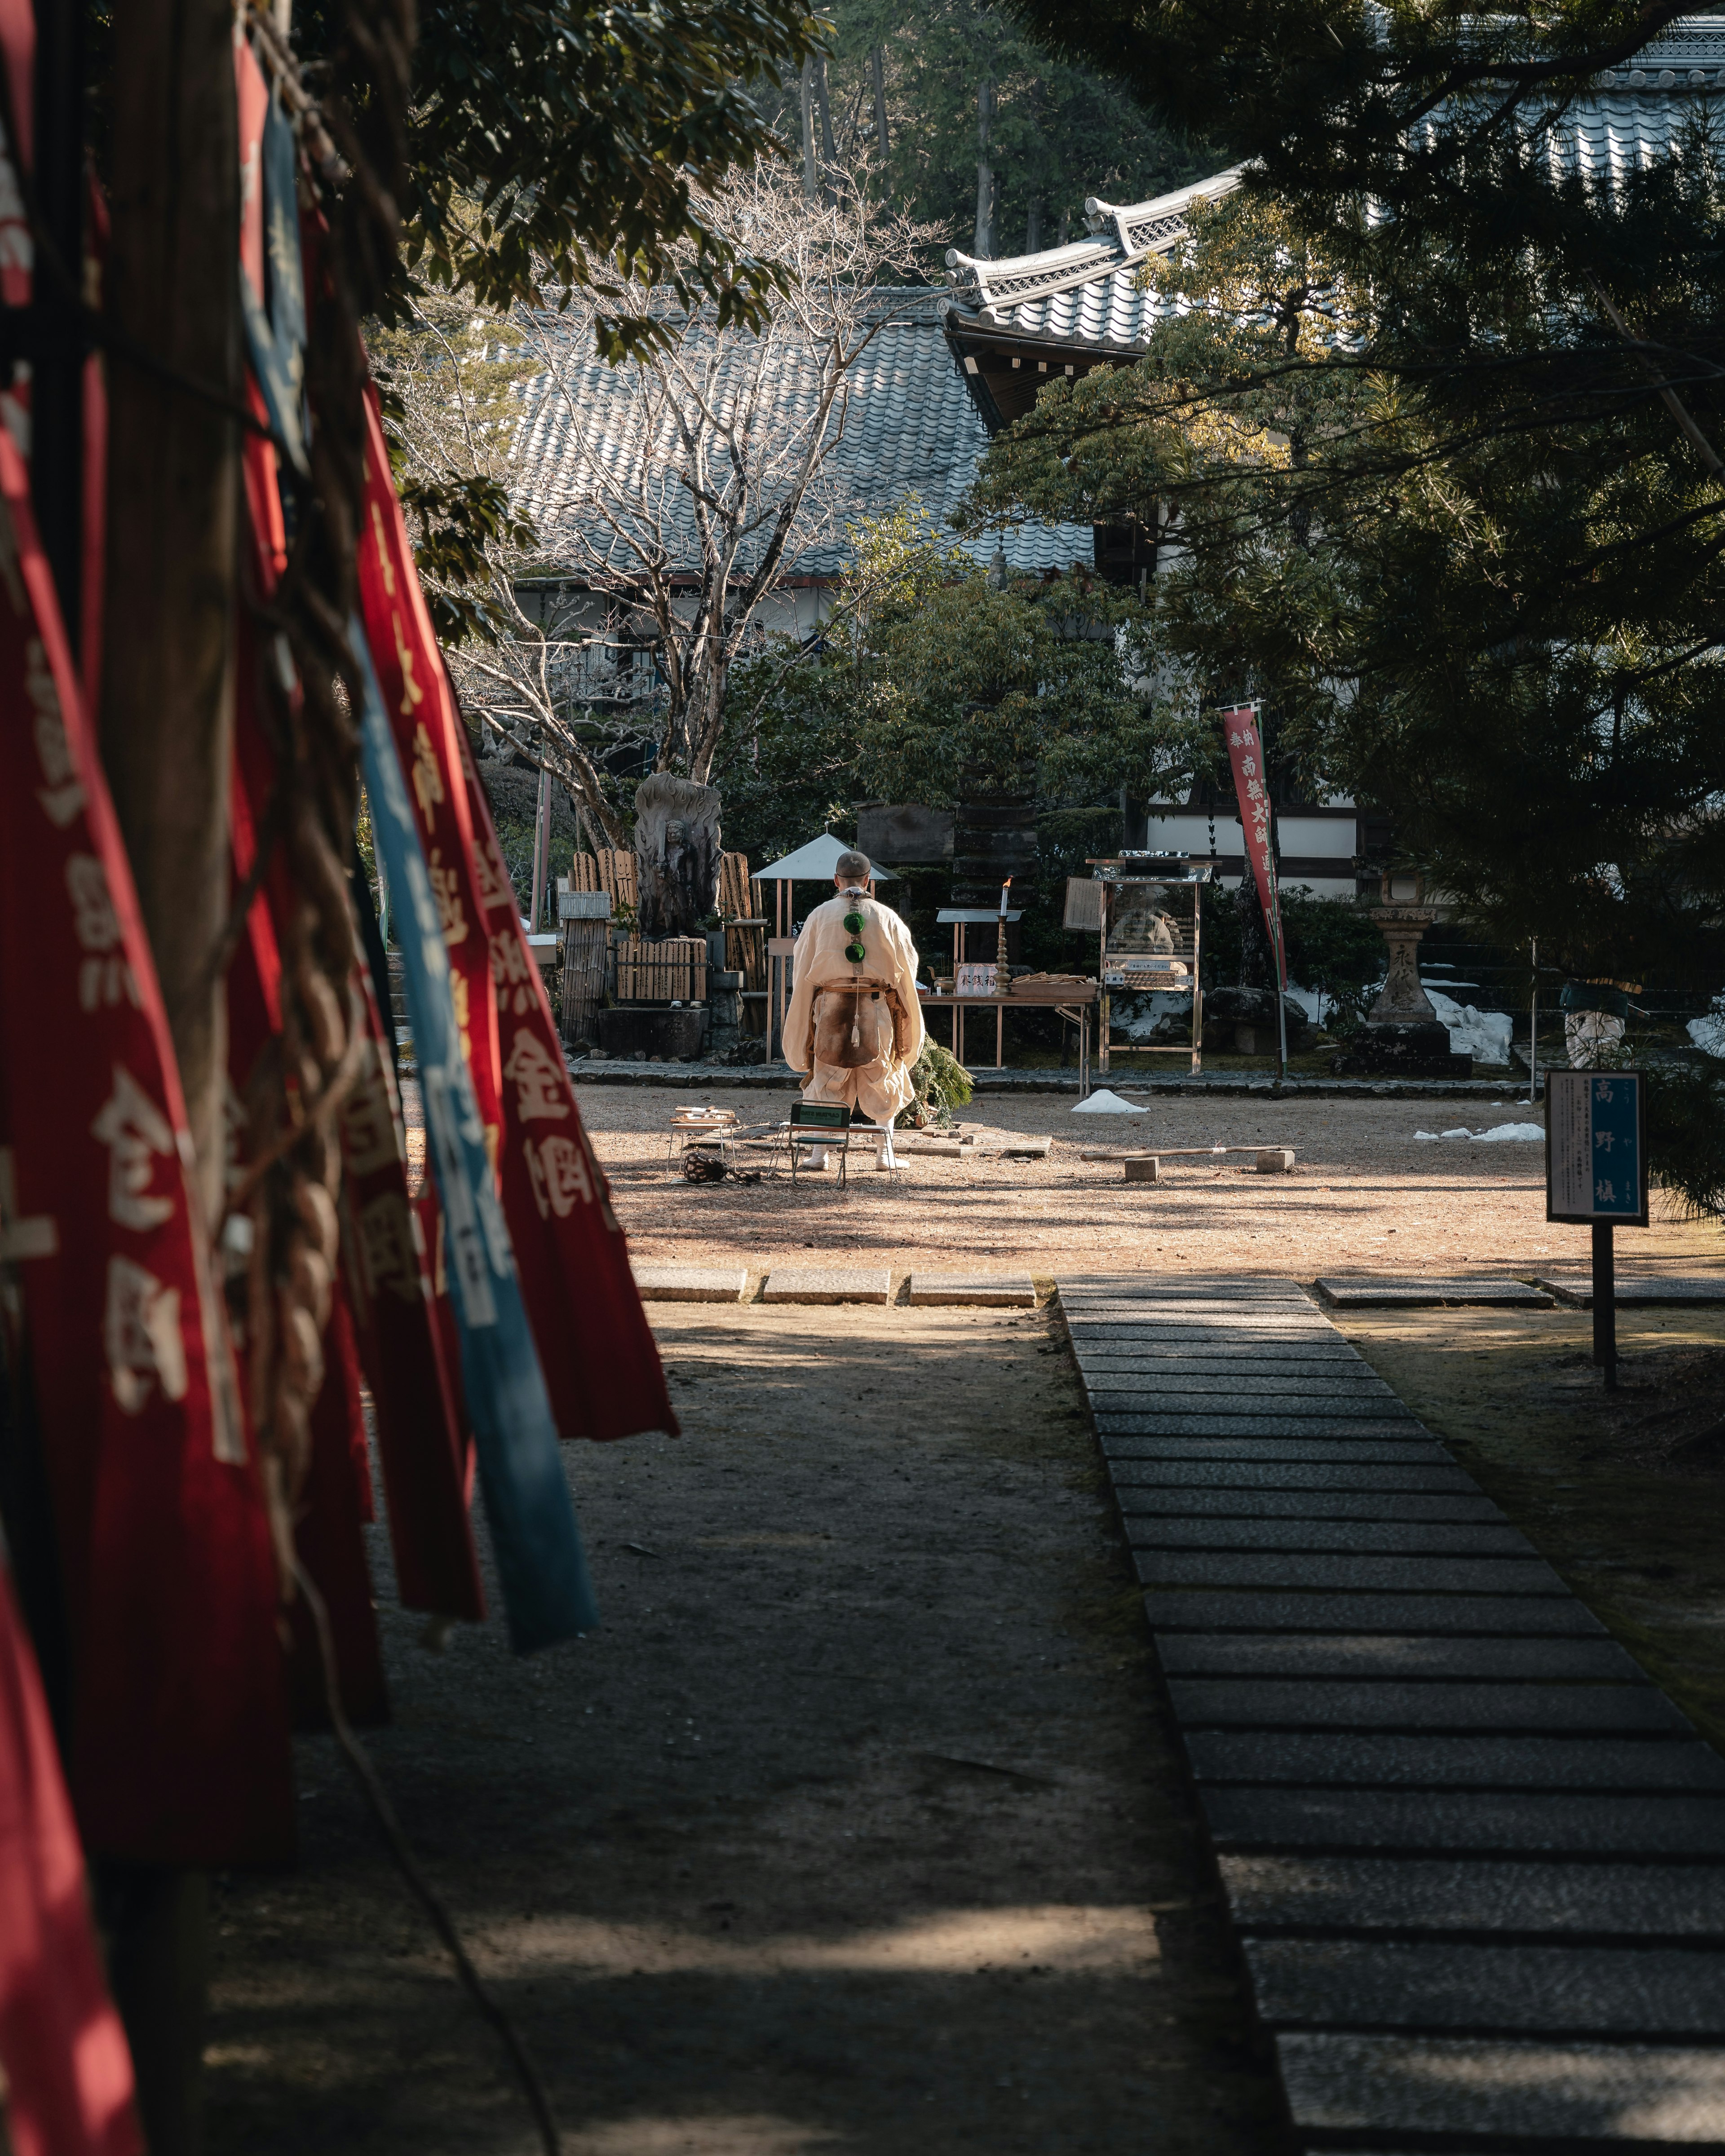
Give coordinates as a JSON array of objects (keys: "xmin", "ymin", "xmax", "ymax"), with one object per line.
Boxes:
[{"xmin": 754, "ymin": 832, "xmax": 898, "ymax": 884}]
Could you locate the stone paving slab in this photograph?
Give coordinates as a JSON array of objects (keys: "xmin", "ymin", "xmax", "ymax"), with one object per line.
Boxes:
[
  {"xmin": 1137, "ymin": 1551, "xmax": 1568, "ymax": 1596},
  {"xmin": 1130, "ymin": 1520, "xmax": 1532, "ymax": 1556},
  {"xmin": 1276, "ymin": 2031, "xmax": 1725, "ymax": 2143},
  {"xmin": 1101, "ymin": 1437, "xmax": 1447, "ymax": 1465},
  {"xmin": 906, "ymin": 1274, "xmax": 1037, "ymax": 1307},
  {"xmin": 1201, "ymin": 1786, "xmax": 1725, "ymax": 1859},
  {"xmin": 1155, "ymin": 1634, "xmax": 1647, "ymax": 1683},
  {"xmin": 1173, "ymin": 1681, "xmax": 1692, "ymax": 1735},
  {"xmin": 1061, "ymin": 1272, "xmax": 1725, "ymax": 2148},
  {"xmin": 1110, "ymin": 1460, "xmax": 1481, "ymax": 1491},
  {"xmin": 1536, "ymin": 1272, "xmax": 1725, "ymax": 1308},
  {"xmin": 1316, "ymin": 1276, "xmax": 1556, "ymax": 1308},
  {"xmin": 1097, "ymin": 1414, "xmax": 1430, "ymax": 1439},
  {"xmin": 630, "ymin": 1264, "xmax": 749, "ymax": 1303},
  {"xmin": 759, "ymin": 1267, "xmax": 892, "ymax": 1304},
  {"xmin": 1186, "ymin": 1731, "xmax": 1725, "ymax": 1793},
  {"xmin": 1080, "ymin": 1372, "xmax": 1401, "ymax": 1399},
  {"xmin": 1247, "ymin": 1936, "xmax": 1725, "ymax": 2037},
  {"xmin": 1073, "ymin": 1349, "xmax": 1374, "ymax": 1371},
  {"xmin": 1118, "ymin": 1490, "xmax": 1510, "ymax": 1523},
  {"xmin": 1142, "ymin": 1591, "xmax": 1607, "ymax": 1635},
  {"xmin": 1219, "ymin": 1856, "xmax": 1725, "ymax": 1939}
]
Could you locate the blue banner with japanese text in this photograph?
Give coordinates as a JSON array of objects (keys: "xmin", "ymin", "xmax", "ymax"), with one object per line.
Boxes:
[{"xmin": 353, "ymin": 626, "xmax": 599, "ymax": 1651}]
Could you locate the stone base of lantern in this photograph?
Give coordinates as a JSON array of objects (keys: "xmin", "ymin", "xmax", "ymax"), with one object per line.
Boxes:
[{"xmin": 1331, "ymin": 1020, "xmax": 1473, "ymax": 1078}]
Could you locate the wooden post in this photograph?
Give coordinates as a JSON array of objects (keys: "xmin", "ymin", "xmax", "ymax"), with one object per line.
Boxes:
[
  {"xmin": 100, "ymin": 0, "xmax": 241, "ymax": 1226},
  {"xmin": 1592, "ymin": 1221, "xmax": 1617, "ymax": 1390},
  {"xmin": 96, "ymin": 4, "xmax": 239, "ymax": 2135}
]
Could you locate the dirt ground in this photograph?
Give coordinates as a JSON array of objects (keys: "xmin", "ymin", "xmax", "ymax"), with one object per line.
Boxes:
[
  {"xmin": 568, "ymin": 1083, "xmax": 1720, "ymax": 1280},
  {"xmin": 208, "ymin": 1084, "xmax": 1723, "ymax": 2154},
  {"xmin": 205, "ymin": 1303, "xmax": 1290, "ymax": 2156}
]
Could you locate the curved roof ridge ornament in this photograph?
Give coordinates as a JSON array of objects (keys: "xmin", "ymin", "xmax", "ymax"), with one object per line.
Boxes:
[{"xmin": 947, "ymin": 166, "xmax": 1249, "ymax": 321}]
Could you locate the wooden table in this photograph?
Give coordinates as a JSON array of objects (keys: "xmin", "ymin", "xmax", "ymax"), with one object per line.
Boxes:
[{"xmin": 918, "ymin": 985, "xmax": 1098, "ymax": 1089}]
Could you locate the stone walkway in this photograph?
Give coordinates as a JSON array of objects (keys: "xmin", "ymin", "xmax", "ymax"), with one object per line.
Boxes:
[{"xmin": 1056, "ymin": 1273, "xmax": 1725, "ymax": 2153}]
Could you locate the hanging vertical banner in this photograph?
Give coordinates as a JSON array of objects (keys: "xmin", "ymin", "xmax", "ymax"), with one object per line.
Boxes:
[
  {"xmin": 233, "ymin": 362, "xmax": 482, "ymax": 1626},
  {"xmin": 354, "ymin": 626, "xmax": 598, "ymax": 1652},
  {"xmin": 0, "ymin": 423, "xmax": 292, "ymax": 1864},
  {"xmin": 1220, "ymin": 701, "xmax": 1287, "ymax": 988},
  {"xmin": 353, "ymin": 388, "xmax": 503, "ymax": 1158},
  {"xmin": 457, "ymin": 728, "xmax": 676, "ymax": 1444},
  {"xmin": 0, "ymin": 1546, "xmax": 142, "ymax": 2156},
  {"xmin": 356, "ymin": 380, "xmax": 672, "ymax": 1443}
]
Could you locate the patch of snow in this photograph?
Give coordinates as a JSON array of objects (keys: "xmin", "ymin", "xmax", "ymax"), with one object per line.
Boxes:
[
  {"xmin": 1112, "ymin": 989, "xmax": 1192, "ymax": 1043},
  {"xmin": 1427, "ymin": 988, "xmax": 1514, "ymax": 1065},
  {"xmin": 1688, "ymin": 993, "xmax": 1725, "ymax": 1057},
  {"xmin": 1073, "ymin": 1088, "xmax": 1148, "ymax": 1115},
  {"xmin": 1415, "ymin": 1122, "xmax": 1545, "ymax": 1143}
]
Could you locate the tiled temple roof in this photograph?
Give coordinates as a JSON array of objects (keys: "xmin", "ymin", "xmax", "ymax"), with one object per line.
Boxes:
[
  {"xmin": 943, "ymin": 18, "xmax": 1725, "ymax": 357},
  {"xmin": 509, "ymin": 292, "xmax": 1095, "ymax": 583}
]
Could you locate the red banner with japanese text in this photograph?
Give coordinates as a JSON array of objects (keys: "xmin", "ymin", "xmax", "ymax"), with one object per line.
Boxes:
[
  {"xmin": 456, "ymin": 723, "xmax": 676, "ymax": 1440},
  {"xmin": 0, "ymin": 422, "xmax": 292, "ymax": 1864},
  {"xmin": 1220, "ymin": 702, "xmax": 1287, "ymax": 988},
  {"xmin": 234, "ymin": 342, "xmax": 482, "ymax": 1627},
  {"xmin": 355, "ymin": 385, "xmax": 673, "ymax": 1443}
]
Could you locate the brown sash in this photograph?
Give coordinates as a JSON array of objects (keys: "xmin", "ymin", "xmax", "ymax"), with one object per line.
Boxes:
[{"xmin": 813, "ymin": 980, "xmax": 897, "ymax": 1069}]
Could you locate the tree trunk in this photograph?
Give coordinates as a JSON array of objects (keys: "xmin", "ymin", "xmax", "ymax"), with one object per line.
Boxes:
[
  {"xmin": 871, "ymin": 47, "xmax": 889, "ymax": 163},
  {"xmin": 94, "ymin": 2, "xmax": 238, "ymax": 2143},
  {"xmin": 974, "ymin": 79, "xmax": 995, "ymax": 257},
  {"xmin": 801, "ymin": 57, "xmax": 818, "ymax": 200},
  {"xmin": 815, "ymin": 57, "xmax": 836, "ymax": 169},
  {"xmin": 634, "ymin": 774, "xmax": 721, "ymax": 937},
  {"xmin": 101, "ymin": 0, "xmax": 240, "ymax": 1230}
]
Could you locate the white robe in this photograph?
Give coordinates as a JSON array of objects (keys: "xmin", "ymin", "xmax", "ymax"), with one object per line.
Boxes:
[{"xmin": 783, "ymin": 888, "xmax": 924, "ymax": 1123}]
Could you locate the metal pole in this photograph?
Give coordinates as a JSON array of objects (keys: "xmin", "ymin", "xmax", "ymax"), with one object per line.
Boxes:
[
  {"xmin": 1528, "ymin": 937, "xmax": 1539, "ymax": 1105},
  {"xmin": 530, "ymin": 764, "xmax": 550, "ymax": 930},
  {"xmin": 1098, "ymin": 884, "xmax": 1110, "ymax": 1077},
  {"xmin": 1592, "ymin": 1220, "xmax": 1617, "ymax": 1390}
]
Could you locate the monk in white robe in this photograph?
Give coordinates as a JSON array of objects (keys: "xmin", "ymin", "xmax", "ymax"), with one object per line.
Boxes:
[{"xmin": 783, "ymin": 850, "xmax": 925, "ymax": 1127}]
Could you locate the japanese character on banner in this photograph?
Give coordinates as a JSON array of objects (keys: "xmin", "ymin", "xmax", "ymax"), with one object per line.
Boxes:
[
  {"xmin": 524, "ymin": 1134, "xmax": 593, "ymax": 1219},
  {"xmin": 1219, "ymin": 699, "xmax": 1287, "ymax": 990},
  {"xmin": 356, "ymin": 1191, "xmax": 425, "ymax": 1306},
  {"xmin": 427, "ymin": 847, "xmax": 469, "ymax": 947},
  {"xmin": 91, "ymin": 1066, "xmax": 177, "ymax": 1231},
  {"xmin": 66, "ymin": 854, "xmax": 139, "ymax": 1012},
  {"xmin": 503, "ymin": 1028, "xmax": 571, "ymax": 1122},
  {"xmin": 27, "ymin": 636, "xmax": 85, "ymax": 827},
  {"xmin": 103, "ymin": 1255, "xmax": 189, "ymax": 1414},
  {"xmin": 491, "ymin": 926, "xmax": 535, "ymax": 1015},
  {"xmin": 410, "ymin": 720, "xmax": 443, "ymax": 828},
  {"xmin": 340, "ymin": 1048, "xmax": 404, "ymax": 1177}
]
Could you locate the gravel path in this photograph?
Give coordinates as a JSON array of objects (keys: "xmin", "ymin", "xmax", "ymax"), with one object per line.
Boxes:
[{"xmin": 207, "ymin": 1303, "xmax": 1289, "ymax": 2154}]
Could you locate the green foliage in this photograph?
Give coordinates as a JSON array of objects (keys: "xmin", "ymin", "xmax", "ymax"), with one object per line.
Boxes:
[
  {"xmin": 783, "ymin": 0, "xmax": 1212, "ymax": 255},
  {"xmin": 715, "ymin": 503, "xmax": 1199, "ymax": 861},
  {"xmin": 897, "ymin": 1040, "xmax": 975, "ymax": 1126},
  {"xmin": 388, "ymin": 0, "xmax": 824, "ymax": 347},
  {"xmin": 1279, "ymin": 891, "xmax": 1388, "ymax": 1033},
  {"xmin": 966, "ymin": 175, "xmax": 1725, "ymax": 986},
  {"xmin": 1645, "ymin": 1061, "xmax": 1725, "ymax": 1223},
  {"xmin": 395, "ymin": 473, "xmax": 541, "ymax": 646}
]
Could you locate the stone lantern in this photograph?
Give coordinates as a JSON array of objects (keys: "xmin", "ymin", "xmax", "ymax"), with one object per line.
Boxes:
[{"xmin": 1332, "ymin": 904, "xmax": 1473, "ymax": 1077}]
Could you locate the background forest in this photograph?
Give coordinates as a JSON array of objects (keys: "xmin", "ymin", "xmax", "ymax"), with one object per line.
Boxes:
[{"xmin": 758, "ymin": 0, "xmax": 1211, "ymax": 257}]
